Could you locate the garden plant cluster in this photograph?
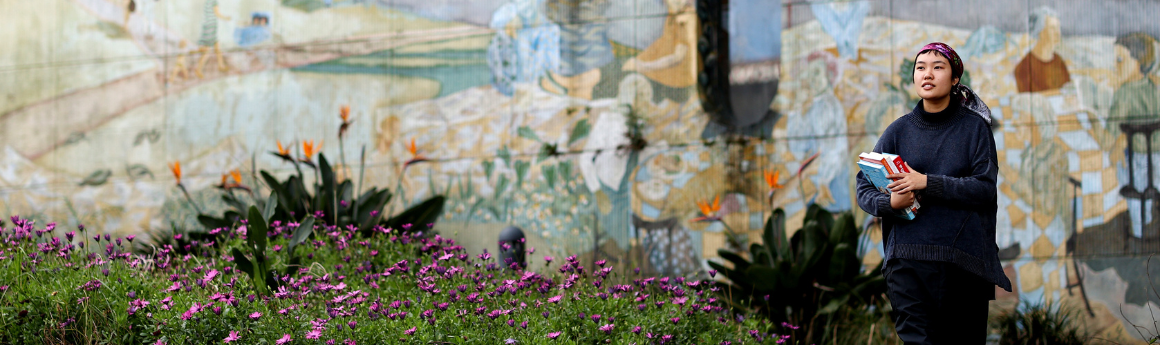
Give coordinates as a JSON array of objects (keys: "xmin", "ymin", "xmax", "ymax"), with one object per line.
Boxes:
[{"xmin": 0, "ymin": 214, "xmax": 795, "ymax": 344}]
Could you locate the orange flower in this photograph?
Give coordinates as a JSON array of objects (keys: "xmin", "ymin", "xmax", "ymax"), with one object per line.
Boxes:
[
  {"xmin": 218, "ymin": 169, "xmax": 247, "ymax": 190},
  {"xmin": 338, "ymin": 106, "xmax": 353, "ymax": 138},
  {"xmin": 339, "ymin": 105, "xmax": 351, "ymax": 123},
  {"xmin": 692, "ymin": 196, "xmax": 722, "ymax": 222},
  {"xmin": 406, "ymin": 138, "xmax": 419, "ymax": 157},
  {"xmin": 276, "ymin": 140, "xmax": 291, "ymax": 157},
  {"xmin": 764, "ymin": 170, "xmax": 783, "ymax": 190},
  {"xmin": 230, "ymin": 169, "xmax": 242, "ymax": 184},
  {"xmin": 404, "ymin": 138, "xmax": 428, "ymax": 167},
  {"xmin": 302, "ymin": 140, "xmax": 322, "ymax": 161},
  {"xmin": 169, "ymin": 161, "xmax": 182, "ymax": 185}
]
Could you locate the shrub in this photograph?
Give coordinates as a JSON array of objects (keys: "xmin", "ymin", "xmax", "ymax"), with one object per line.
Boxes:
[
  {"xmin": 993, "ymin": 302, "xmax": 1093, "ymax": 345},
  {"xmin": 708, "ymin": 205, "xmax": 888, "ymax": 344},
  {"xmin": 0, "ymin": 215, "xmax": 787, "ymax": 344}
]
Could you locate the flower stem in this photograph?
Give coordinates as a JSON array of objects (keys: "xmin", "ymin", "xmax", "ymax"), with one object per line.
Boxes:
[{"xmin": 178, "ymin": 184, "xmax": 204, "ymax": 215}]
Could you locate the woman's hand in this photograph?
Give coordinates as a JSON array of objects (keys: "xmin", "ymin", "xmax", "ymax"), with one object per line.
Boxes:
[
  {"xmin": 887, "ymin": 162, "xmax": 927, "ymax": 193},
  {"xmin": 890, "ymin": 190, "xmax": 915, "ymax": 210}
]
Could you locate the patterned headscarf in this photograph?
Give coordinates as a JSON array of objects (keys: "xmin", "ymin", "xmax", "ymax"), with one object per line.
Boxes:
[{"xmin": 915, "ymin": 42, "xmax": 992, "ymax": 125}]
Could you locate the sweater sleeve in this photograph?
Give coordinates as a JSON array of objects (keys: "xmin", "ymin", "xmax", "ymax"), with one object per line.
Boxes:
[
  {"xmin": 857, "ymin": 171, "xmax": 900, "ymax": 217},
  {"xmin": 856, "ymin": 135, "xmax": 903, "ymax": 217},
  {"xmin": 922, "ymin": 125, "xmax": 998, "ymax": 208}
]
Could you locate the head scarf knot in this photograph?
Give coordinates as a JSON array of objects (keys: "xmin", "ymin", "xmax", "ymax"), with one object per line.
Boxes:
[{"xmin": 916, "ymin": 42, "xmax": 993, "ymax": 125}]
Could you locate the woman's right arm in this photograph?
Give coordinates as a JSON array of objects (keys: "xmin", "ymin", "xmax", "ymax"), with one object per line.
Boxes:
[
  {"xmin": 857, "ymin": 171, "xmax": 899, "ymax": 217},
  {"xmin": 856, "ymin": 134, "xmax": 904, "ymax": 217}
]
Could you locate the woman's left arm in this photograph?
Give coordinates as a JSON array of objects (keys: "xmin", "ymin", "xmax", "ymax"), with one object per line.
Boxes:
[{"xmin": 888, "ymin": 127, "xmax": 998, "ymax": 208}]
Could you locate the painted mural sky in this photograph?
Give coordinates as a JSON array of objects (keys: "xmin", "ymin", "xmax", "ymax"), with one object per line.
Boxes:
[{"xmin": 3, "ymin": 0, "xmax": 1160, "ymax": 341}]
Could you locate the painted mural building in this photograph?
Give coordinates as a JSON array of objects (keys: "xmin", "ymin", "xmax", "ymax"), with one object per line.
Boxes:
[{"xmin": 2, "ymin": 0, "xmax": 1159, "ymax": 341}]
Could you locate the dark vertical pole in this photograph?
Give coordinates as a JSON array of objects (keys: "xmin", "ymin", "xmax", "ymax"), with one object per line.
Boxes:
[
  {"xmin": 667, "ymin": 226, "xmax": 674, "ymax": 276},
  {"xmin": 1147, "ymin": 132, "xmax": 1156, "ymax": 192},
  {"xmin": 593, "ymin": 210, "xmax": 600, "ymax": 265},
  {"xmin": 1127, "ymin": 133, "xmax": 1137, "ymax": 188}
]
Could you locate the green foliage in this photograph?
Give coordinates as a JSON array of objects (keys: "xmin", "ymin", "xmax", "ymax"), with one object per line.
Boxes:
[
  {"xmin": 191, "ymin": 153, "xmax": 444, "ymax": 239},
  {"xmin": 0, "ymin": 215, "xmax": 774, "ymax": 344},
  {"xmin": 708, "ymin": 205, "xmax": 887, "ymax": 343},
  {"xmin": 231, "ymin": 202, "xmax": 317, "ymax": 294},
  {"xmin": 994, "ymin": 302, "xmax": 1093, "ymax": 345},
  {"xmin": 568, "ymin": 118, "xmax": 591, "ymax": 146}
]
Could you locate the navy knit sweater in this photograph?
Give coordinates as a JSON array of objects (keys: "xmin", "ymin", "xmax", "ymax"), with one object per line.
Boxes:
[{"xmin": 856, "ymin": 97, "xmax": 1013, "ymax": 292}]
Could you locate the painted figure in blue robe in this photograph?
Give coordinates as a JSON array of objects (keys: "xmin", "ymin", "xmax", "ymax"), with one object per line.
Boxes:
[
  {"xmin": 540, "ymin": 0, "xmax": 614, "ymax": 100},
  {"xmin": 486, "ymin": 0, "xmax": 561, "ymax": 96},
  {"xmin": 787, "ymin": 53, "xmax": 852, "ymax": 212},
  {"xmin": 235, "ymin": 12, "xmax": 271, "ymax": 48}
]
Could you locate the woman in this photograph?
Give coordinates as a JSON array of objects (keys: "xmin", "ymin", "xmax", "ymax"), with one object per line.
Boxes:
[{"xmin": 855, "ymin": 43, "xmax": 1012, "ymax": 344}]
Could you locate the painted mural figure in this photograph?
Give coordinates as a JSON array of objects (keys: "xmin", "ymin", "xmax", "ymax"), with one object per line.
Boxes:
[
  {"xmin": 621, "ymin": 0, "xmax": 697, "ymax": 92},
  {"xmin": 195, "ymin": 0, "xmax": 231, "ymax": 79},
  {"xmin": 234, "ymin": 12, "xmax": 271, "ymax": 48},
  {"xmin": 541, "ymin": 0, "xmax": 614, "ymax": 100},
  {"xmin": 1110, "ymin": 33, "xmax": 1160, "ymax": 236},
  {"xmin": 486, "ymin": 0, "xmax": 561, "ymax": 96},
  {"xmin": 809, "ymin": 1, "xmax": 869, "ymax": 60},
  {"xmin": 856, "ymin": 43, "xmax": 1010, "ymax": 344},
  {"xmin": 1013, "ymin": 7, "xmax": 1071, "ymax": 93},
  {"xmin": 169, "ymin": 40, "xmax": 192, "ymax": 82},
  {"xmin": 1110, "ymin": 33, "xmax": 1160, "ymax": 125},
  {"xmin": 123, "ymin": 0, "xmax": 135, "ymax": 27},
  {"xmin": 787, "ymin": 52, "xmax": 850, "ymax": 212}
]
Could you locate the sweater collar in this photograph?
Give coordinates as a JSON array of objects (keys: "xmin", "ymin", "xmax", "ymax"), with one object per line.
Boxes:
[{"xmin": 910, "ymin": 96, "xmax": 962, "ymax": 129}]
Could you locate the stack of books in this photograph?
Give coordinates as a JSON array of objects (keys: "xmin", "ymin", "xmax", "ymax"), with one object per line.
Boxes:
[{"xmin": 857, "ymin": 152, "xmax": 919, "ymax": 220}]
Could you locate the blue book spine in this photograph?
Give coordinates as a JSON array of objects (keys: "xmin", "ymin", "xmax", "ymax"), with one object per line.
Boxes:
[{"xmin": 857, "ymin": 161, "xmax": 916, "ymax": 220}]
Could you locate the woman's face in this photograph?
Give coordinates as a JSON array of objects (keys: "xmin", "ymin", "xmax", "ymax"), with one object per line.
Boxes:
[{"xmin": 912, "ymin": 51, "xmax": 959, "ymax": 101}]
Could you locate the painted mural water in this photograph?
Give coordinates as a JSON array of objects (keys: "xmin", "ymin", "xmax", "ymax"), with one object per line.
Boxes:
[{"xmin": 3, "ymin": 0, "xmax": 1160, "ymax": 341}]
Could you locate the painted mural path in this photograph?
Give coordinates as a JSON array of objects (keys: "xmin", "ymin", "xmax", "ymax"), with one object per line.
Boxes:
[{"xmin": 0, "ymin": 0, "xmax": 493, "ymax": 161}]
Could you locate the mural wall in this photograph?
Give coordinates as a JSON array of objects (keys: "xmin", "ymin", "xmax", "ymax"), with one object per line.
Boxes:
[{"xmin": 1, "ymin": 0, "xmax": 1159, "ymax": 341}]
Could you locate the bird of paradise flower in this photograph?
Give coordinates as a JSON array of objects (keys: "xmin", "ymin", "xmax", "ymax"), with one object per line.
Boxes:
[
  {"xmin": 169, "ymin": 161, "xmax": 203, "ymax": 214},
  {"xmin": 691, "ymin": 195, "xmax": 745, "ymax": 252}
]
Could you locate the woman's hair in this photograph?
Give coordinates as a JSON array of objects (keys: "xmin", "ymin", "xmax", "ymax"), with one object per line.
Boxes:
[
  {"xmin": 913, "ymin": 49, "xmax": 962, "ymax": 82},
  {"xmin": 1116, "ymin": 32, "xmax": 1158, "ymax": 75},
  {"xmin": 1028, "ymin": 6, "xmax": 1058, "ymax": 38}
]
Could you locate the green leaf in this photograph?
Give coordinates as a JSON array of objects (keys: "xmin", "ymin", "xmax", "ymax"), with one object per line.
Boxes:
[
  {"xmin": 482, "ymin": 160, "xmax": 495, "ymax": 179},
  {"xmin": 818, "ymin": 299, "xmax": 843, "ymax": 315},
  {"xmin": 262, "ymin": 194, "xmax": 278, "ymax": 222},
  {"xmin": 356, "ymin": 188, "xmax": 392, "ymax": 236},
  {"xmin": 289, "ymin": 217, "xmax": 316, "ymax": 254},
  {"xmin": 513, "ymin": 161, "xmax": 530, "ymax": 187},
  {"xmin": 805, "ymin": 204, "xmax": 834, "ymax": 234},
  {"xmin": 828, "ymin": 243, "xmax": 857, "ymax": 283},
  {"xmin": 497, "ymin": 146, "xmax": 511, "ymax": 165},
  {"xmin": 557, "ymin": 161, "xmax": 573, "ymax": 181},
  {"xmin": 745, "ymin": 265, "xmax": 779, "ymax": 291},
  {"xmin": 383, "ymin": 195, "xmax": 446, "ymax": 233},
  {"xmin": 568, "ymin": 119, "xmax": 591, "ymax": 146},
  {"xmin": 517, "ymin": 126, "xmax": 541, "ymax": 142},
  {"xmin": 763, "ymin": 209, "xmax": 787, "ymax": 264},
  {"xmin": 318, "ymin": 154, "xmax": 337, "ymax": 219},
  {"xmin": 197, "ymin": 214, "xmax": 232, "ymax": 231},
  {"xmin": 260, "ymin": 171, "xmax": 293, "ymax": 213},
  {"xmin": 231, "ymin": 248, "xmax": 254, "ymax": 278},
  {"xmin": 716, "ymin": 249, "xmax": 751, "ymax": 272},
  {"xmin": 542, "ymin": 165, "xmax": 557, "ymax": 189},
  {"xmin": 494, "ymin": 174, "xmax": 509, "ymax": 199},
  {"xmin": 830, "ymin": 212, "xmax": 858, "ymax": 249},
  {"xmin": 246, "ymin": 206, "xmax": 268, "ymax": 255}
]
